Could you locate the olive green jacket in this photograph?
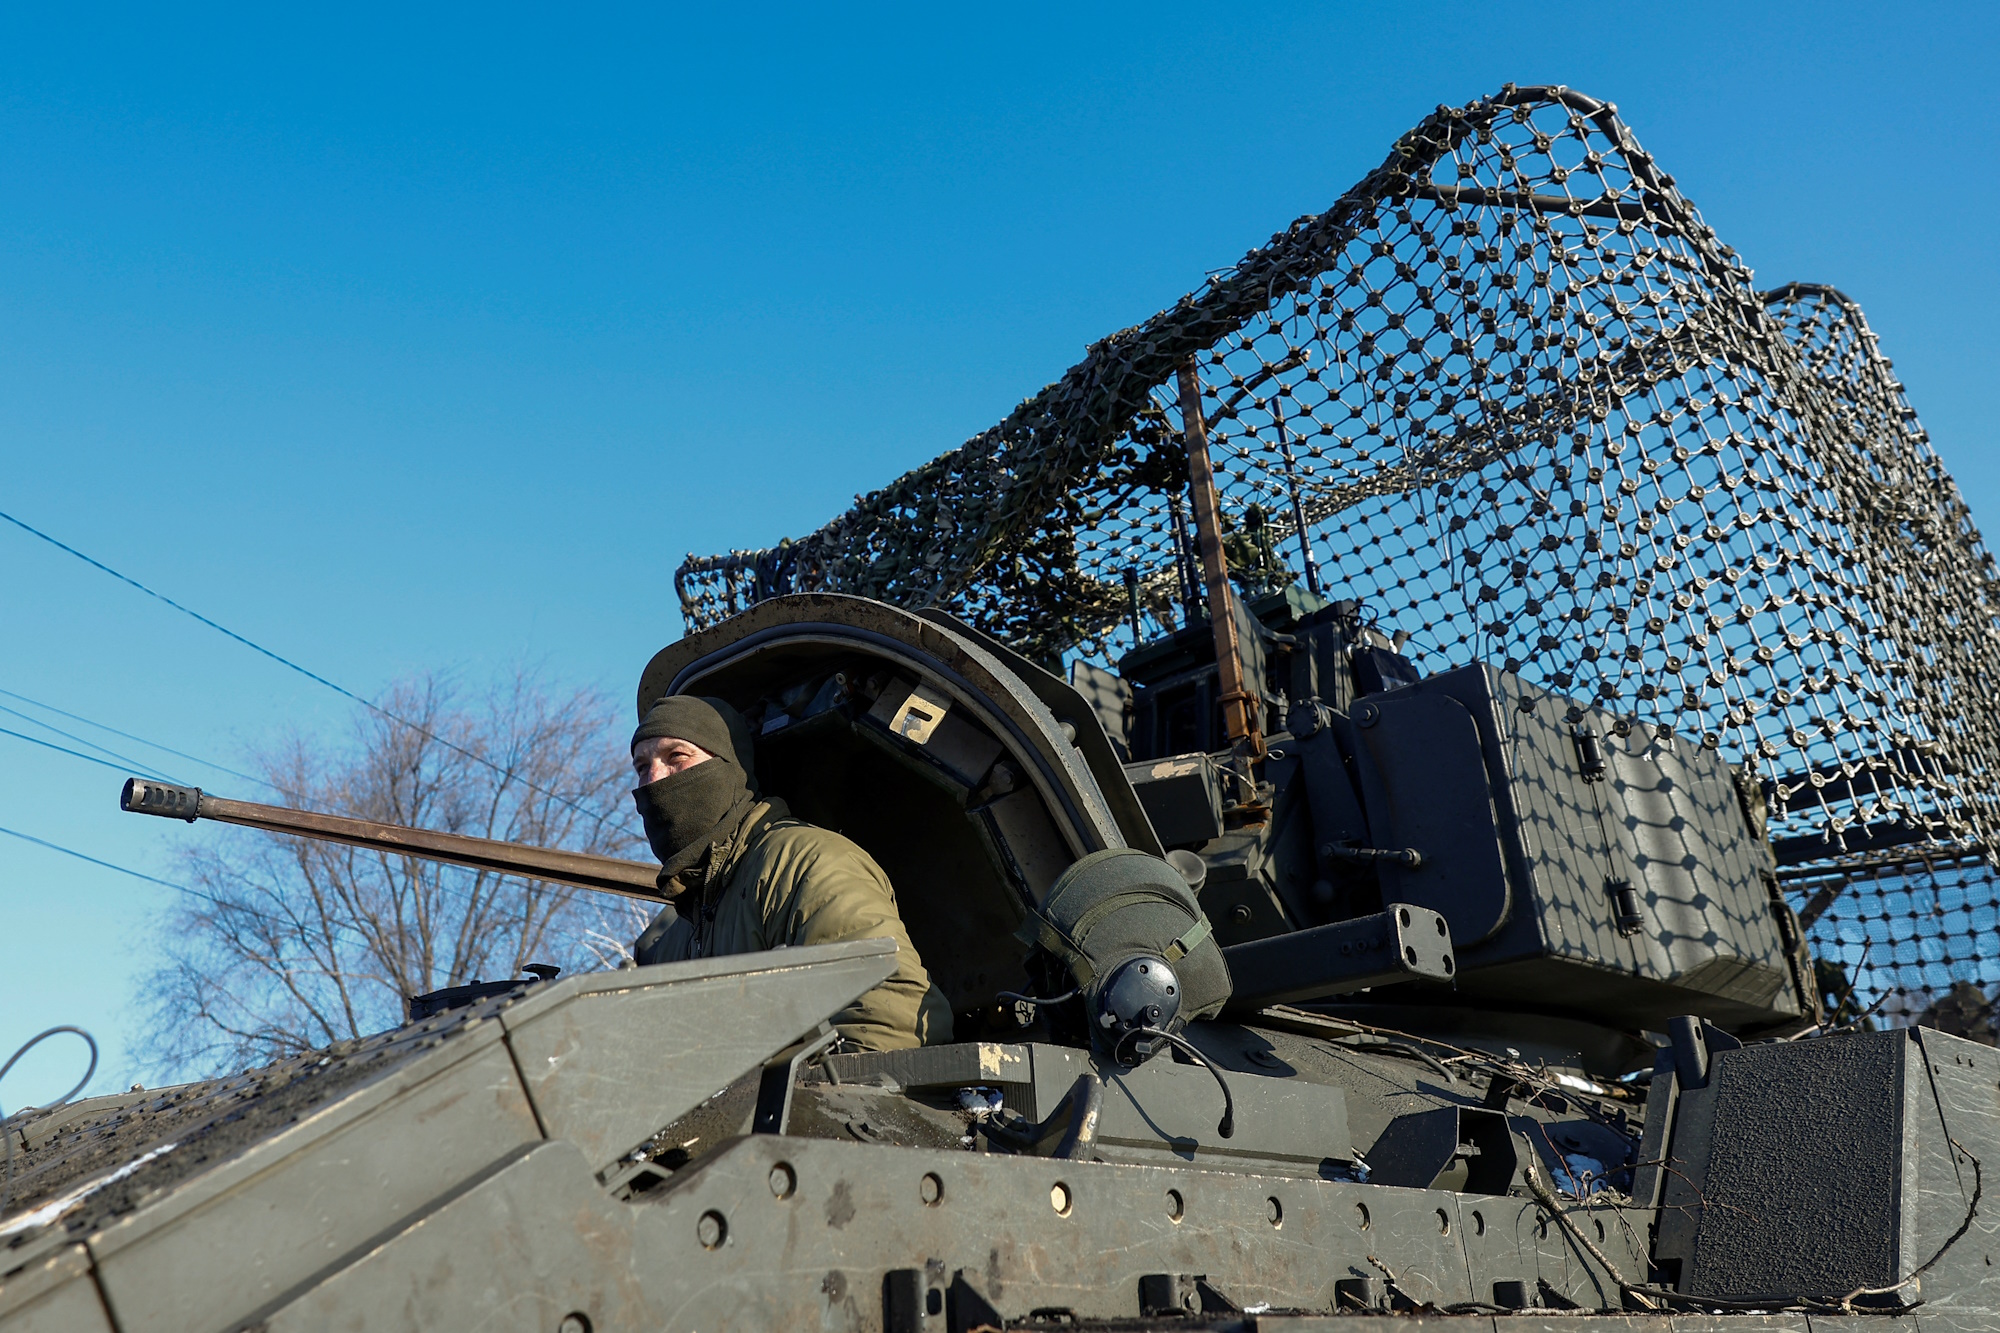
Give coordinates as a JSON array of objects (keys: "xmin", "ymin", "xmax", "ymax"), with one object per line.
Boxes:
[{"xmin": 637, "ymin": 797, "xmax": 953, "ymax": 1052}]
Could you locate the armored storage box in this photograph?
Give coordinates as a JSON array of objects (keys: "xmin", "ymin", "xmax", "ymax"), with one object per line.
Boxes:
[{"xmin": 1347, "ymin": 664, "xmax": 1810, "ymax": 1032}]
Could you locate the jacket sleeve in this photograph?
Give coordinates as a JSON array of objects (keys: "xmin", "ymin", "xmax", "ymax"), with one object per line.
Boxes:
[{"xmin": 760, "ymin": 831, "xmax": 955, "ymax": 1052}]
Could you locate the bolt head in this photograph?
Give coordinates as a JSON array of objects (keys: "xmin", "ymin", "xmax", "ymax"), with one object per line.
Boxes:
[{"xmin": 696, "ymin": 1210, "xmax": 727, "ymax": 1249}]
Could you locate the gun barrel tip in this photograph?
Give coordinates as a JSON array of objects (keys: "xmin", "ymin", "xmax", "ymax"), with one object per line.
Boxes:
[{"xmin": 121, "ymin": 778, "xmax": 203, "ymax": 821}]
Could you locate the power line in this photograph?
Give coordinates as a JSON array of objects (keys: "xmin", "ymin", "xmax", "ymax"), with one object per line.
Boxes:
[
  {"xmin": 0, "ymin": 507, "xmax": 609, "ymax": 827},
  {"xmin": 0, "ymin": 818, "xmax": 585, "ymax": 938},
  {"xmin": 0, "ymin": 701, "xmax": 182, "ymax": 784},
  {"xmin": 0, "ymin": 823, "xmax": 307, "ymax": 933},
  {"xmin": 0, "ymin": 684, "xmax": 270, "ymax": 789},
  {"xmin": 0, "ymin": 823, "xmax": 187, "ymax": 891},
  {"xmin": 0, "ymin": 508, "xmax": 364, "ymax": 700},
  {"xmin": 0, "ymin": 724, "xmax": 159, "ymax": 777}
]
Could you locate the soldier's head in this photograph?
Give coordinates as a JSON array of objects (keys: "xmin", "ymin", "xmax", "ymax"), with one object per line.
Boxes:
[
  {"xmin": 630, "ymin": 695, "xmax": 758, "ymax": 790},
  {"xmin": 631, "ymin": 733, "xmax": 710, "ymax": 786},
  {"xmin": 629, "ymin": 696, "xmax": 760, "ymax": 875}
]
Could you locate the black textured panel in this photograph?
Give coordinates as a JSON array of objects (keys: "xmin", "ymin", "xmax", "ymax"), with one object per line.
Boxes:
[
  {"xmin": 1354, "ymin": 686, "xmax": 1511, "ymax": 943},
  {"xmin": 1686, "ymin": 1031, "xmax": 1906, "ymax": 1299}
]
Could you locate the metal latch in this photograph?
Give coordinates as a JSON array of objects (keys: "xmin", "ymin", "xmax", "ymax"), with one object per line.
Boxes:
[
  {"xmin": 1606, "ymin": 877, "xmax": 1644, "ymax": 935},
  {"xmin": 1572, "ymin": 724, "xmax": 1607, "ymax": 782}
]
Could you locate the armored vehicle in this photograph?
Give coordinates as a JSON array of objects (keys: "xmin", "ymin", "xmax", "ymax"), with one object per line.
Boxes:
[{"xmin": 7, "ymin": 83, "xmax": 2000, "ymax": 1332}]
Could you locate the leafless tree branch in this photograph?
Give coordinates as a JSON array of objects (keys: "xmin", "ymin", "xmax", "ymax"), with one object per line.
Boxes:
[{"xmin": 139, "ymin": 669, "xmax": 642, "ymax": 1079}]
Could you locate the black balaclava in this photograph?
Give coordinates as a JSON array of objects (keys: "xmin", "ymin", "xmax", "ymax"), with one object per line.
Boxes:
[{"xmin": 630, "ymin": 695, "xmax": 758, "ymax": 880}]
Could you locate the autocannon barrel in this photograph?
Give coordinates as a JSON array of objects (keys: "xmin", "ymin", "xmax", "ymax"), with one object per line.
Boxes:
[{"xmin": 119, "ymin": 777, "xmax": 664, "ymax": 900}]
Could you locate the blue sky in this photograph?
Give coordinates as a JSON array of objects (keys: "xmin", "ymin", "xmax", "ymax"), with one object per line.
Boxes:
[{"xmin": 3, "ymin": 3, "xmax": 1995, "ymax": 1104}]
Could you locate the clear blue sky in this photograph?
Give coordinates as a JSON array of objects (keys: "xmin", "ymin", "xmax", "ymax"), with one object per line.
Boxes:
[{"xmin": 3, "ymin": 3, "xmax": 1995, "ymax": 1104}]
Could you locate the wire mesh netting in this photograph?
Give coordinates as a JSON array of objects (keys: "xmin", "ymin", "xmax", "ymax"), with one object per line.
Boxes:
[{"xmin": 676, "ymin": 84, "xmax": 2000, "ymax": 1026}]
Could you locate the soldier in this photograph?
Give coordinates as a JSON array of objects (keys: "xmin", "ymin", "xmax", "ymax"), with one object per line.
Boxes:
[{"xmin": 627, "ymin": 694, "xmax": 953, "ymax": 1052}]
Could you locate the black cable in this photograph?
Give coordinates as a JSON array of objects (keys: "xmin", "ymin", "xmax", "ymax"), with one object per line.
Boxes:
[
  {"xmin": 0, "ymin": 507, "xmax": 610, "ymax": 828},
  {"xmin": 1118, "ymin": 1027, "xmax": 1236, "ymax": 1138},
  {"xmin": 1335, "ymin": 1034, "xmax": 1460, "ymax": 1086},
  {"xmin": 0, "ymin": 685, "xmax": 270, "ymax": 789},
  {"xmin": 0, "ymin": 1025, "xmax": 100, "ymax": 1217},
  {"xmin": 995, "ymin": 986, "xmax": 1080, "ymax": 1008},
  {"xmin": 0, "ymin": 822, "xmax": 189, "ymax": 890},
  {"xmin": 1050, "ymin": 1072, "xmax": 1104, "ymax": 1160},
  {"xmin": 0, "ymin": 508, "xmax": 368, "ymax": 702},
  {"xmin": 978, "ymin": 1071, "xmax": 1103, "ymax": 1157},
  {"xmin": 0, "ymin": 823, "xmax": 315, "ymax": 934},
  {"xmin": 0, "ymin": 702, "xmax": 182, "ymax": 783},
  {"xmin": 0, "ymin": 723, "xmax": 159, "ymax": 776}
]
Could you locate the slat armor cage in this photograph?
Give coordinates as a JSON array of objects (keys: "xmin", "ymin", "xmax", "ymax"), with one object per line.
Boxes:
[{"xmin": 677, "ymin": 85, "xmax": 2000, "ymax": 1026}]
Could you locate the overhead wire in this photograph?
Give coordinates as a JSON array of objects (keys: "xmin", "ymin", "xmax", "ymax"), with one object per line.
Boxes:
[
  {"xmin": 0, "ymin": 693, "xmax": 618, "ymax": 918},
  {"xmin": 0, "ymin": 724, "xmax": 168, "ymax": 778},
  {"xmin": 2, "ymin": 816, "xmax": 604, "ymax": 1016},
  {"xmin": 0, "ymin": 823, "xmax": 316, "ymax": 933},
  {"xmin": 0, "ymin": 507, "xmax": 611, "ymax": 828},
  {"xmin": 0, "ymin": 508, "xmax": 373, "ymax": 704},
  {"xmin": 0, "ymin": 685, "xmax": 270, "ymax": 790},
  {"xmin": 0, "ymin": 702, "xmax": 183, "ymax": 784},
  {"xmin": 0, "ymin": 823, "xmax": 190, "ymax": 891},
  {"xmin": 0, "ymin": 511, "xmax": 642, "ymax": 1012}
]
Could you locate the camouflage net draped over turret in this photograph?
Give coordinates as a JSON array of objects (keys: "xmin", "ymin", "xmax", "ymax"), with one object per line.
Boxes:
[{"xmin": 678, "ymin": 85, "xmax": 2000, "ymax": 1026}]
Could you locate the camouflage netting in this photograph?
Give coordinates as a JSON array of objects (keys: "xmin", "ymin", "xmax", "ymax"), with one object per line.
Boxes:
[{"xmin": 677, "ymin": 85, "xmax": 2000, "ymax": 1026}]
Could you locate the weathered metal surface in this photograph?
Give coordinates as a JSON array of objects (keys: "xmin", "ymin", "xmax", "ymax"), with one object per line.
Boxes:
[
  {"xmin": 88, "ymin": 1032, "xmax": 536, "ymax": 1332},
  {"xmin": 1900, "ymin": 1030, "xmax": 2000, "ymax": 1322},
  {"xmin": 0, "ymin": 943, "xmax": 895, "ymax": 1332},
  {"xmin": 0, "ymin": 1248, "xmax": 111, "ymax": 1333},
  {"xmin": 246, "ymin": 1131, "xmax": 1638, "ymax": 1329},
  {"xmin": 7, "ymin": 940, "xmax": 1998, "ymax": 1328},
  {"xmin": 821, "ymin": 1042, "xmax": 1035, "ymax": 1093},
  {"xmin": 494, "ymin": 941, "xmax": 899, "ymax": 1173}
]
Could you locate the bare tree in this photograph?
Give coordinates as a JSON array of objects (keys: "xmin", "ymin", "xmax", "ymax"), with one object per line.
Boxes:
[{"xmin": 140, "ymin": 671, "xmax": 644, "ymax": 1078}]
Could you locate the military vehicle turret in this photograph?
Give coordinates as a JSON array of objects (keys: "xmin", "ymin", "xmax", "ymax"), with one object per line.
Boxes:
[{"xmin": 7, "ymin": 83, "xmax": 2000, "ymax": 1332}]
